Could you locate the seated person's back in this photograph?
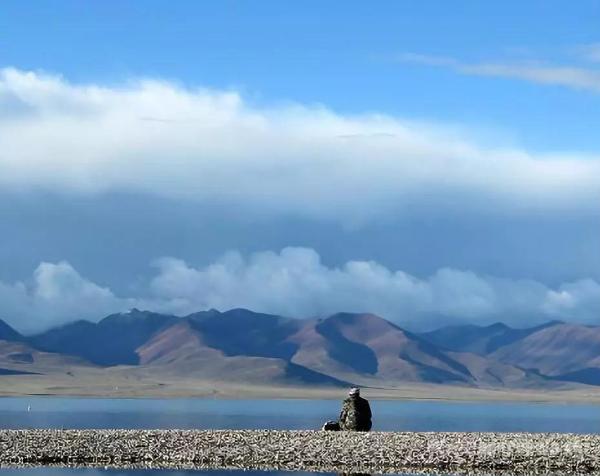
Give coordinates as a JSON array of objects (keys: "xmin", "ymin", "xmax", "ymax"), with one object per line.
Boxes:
[{"xmin": 339, "ymin": 387, "xmax": 372, "ymax": 431}]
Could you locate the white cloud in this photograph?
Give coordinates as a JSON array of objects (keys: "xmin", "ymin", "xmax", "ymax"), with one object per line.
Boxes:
[
  {"xmin": 2, "ymin": 248, "xmax": 598, "ymax": 334},
  {"xmin": 399, "ymin": 53, "xmax": 600, "ymax": 94},
  {"xmin": 0, "ymin": 67, "xmax": 599, "ymax": 225},
  {"xmin": 578, "ymin": 43, "xmax": 600, "ymax": 63},
  {"xmin": 148, "ymin": 248, "xmax": 600, "ymax": 327},
  {"xmin": 543, "ymin": 279, "xmax": 600, "ymax": 322},
  {"xmin": 0, "ymin": 262, "xmax": 133, "ymax": 334}
]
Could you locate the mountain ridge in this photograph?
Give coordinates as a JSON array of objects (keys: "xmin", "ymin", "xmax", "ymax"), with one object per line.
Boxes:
[
  {"xmin": 0, "ymin": 319, "xmax": 24, "ymax": 342},
  {"xmin": 0, "ymin": 310, "xmax": 596, "ymax": 390}
]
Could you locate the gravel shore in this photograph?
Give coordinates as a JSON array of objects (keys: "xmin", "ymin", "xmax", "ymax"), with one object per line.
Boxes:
[{"xmin": 1, "ymin": 429, "xmax": 599, "ymax": 474}]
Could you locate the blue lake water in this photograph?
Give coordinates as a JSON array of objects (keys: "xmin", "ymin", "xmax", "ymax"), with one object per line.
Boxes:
[{"xmin": 0, "ymin": 397, "xmax": 599, "ymax": 433}]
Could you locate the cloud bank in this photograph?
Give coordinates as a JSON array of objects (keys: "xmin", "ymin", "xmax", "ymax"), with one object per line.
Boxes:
[
  {"xmin": 400, "ymin": 53, "xmax": 600, "ymax": 94},
  {"xmin": 1, "ymin": 67, "xmax": 599, "ymax": 224},
  {"xmin": 0, "ymin": 261, "xmax": 133, "ymax": 334},
  {"xmin": 579, "ymin": 43, "xmax": 600, "ymax": 63},
  {"xmin": 2, "ymin": 248, "xmax": 598, "ymax": 334}
]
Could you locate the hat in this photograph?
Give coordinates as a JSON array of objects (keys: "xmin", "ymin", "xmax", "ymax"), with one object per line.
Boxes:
[{"xmin": 349, "ymin": 387, "xmax": 360, "ymax": 396}]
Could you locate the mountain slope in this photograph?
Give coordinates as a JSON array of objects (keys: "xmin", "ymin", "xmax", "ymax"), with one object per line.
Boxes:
[
  {"xmin": 31, "ymin": 309, "xmax": 177, "ymax": 365},
  {"xmin": 0, "ymin": 319, "xmax": 23, "ymax": 342},
  {"xmin": 186, "ymin": 308, "xmax": 302, "ymax": 360},
  {"xmin": 12, "ymin": 308, "xmax": 600, "ymax": 390},
  {"xmin": 288, "ymin": 313, "xmax": 474, "ymax": 386},
  {"xmin": 419, "ymin": 321, "xmax": 560, "ymax": 355},
  {"xmin": 0, "ymin": 339, "xmax": 92, "ymax": 375},
  {"xmin": 446, "ymin": 351, "xmax": 550, "ymax": 388},
  {"xmin": 491, "ymin": 323, "xmax": 600, "ymax": 381},
  {"xmin": 136, "ymin": 319, "xmax": 349, "ymax": 387}
]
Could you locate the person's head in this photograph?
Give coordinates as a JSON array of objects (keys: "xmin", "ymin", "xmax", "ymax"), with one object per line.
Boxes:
[{"xmin": 348, "ymin": 387, "xmax": 360, "ymax": 398}]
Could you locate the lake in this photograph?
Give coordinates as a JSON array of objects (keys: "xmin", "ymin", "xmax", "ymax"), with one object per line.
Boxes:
[
  {"xmin": 1, "ymin": 397, "xmax": 599, "ymax": 476},
  {"xmin": 1, "ymin": 397, "xmax": 599, "ymax": 433}
]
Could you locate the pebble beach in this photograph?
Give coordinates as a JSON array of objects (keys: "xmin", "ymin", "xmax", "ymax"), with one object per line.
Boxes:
[{"xmin": 1, "ymin": 429, "xmax": 600, "ymax": 474}]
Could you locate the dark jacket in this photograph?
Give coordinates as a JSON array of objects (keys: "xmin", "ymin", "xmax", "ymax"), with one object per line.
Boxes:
[{"xmin": 339, "ymin": 395, "xmax": 372, "ymax": 431}]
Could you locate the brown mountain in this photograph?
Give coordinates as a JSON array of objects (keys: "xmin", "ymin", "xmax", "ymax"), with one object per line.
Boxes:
[
  {"xmin": 134, "ymin": 311, "xmax": 482, "ymax": 388},
  {"xmin": 490, "ymin": 323, "xmax": 600, "ymax": 384},
  {"xmin": 31, "ymin": 309, "xmax": 178, "ymax": 365},
  {"xmin": 136, "ymin": 318, "xmax": 349, "ymax": 387},
  {"xmin": 12, "ymin": 308, "xmax": 595, "ymax": 390},
  {"xmin": 446, "ymin": 351, "xmax": 548, "ymax": 388},
  {"xmin": 0, "ymin": 320, "xmax": 34, "ymax": 375},
  {"xmin": 288, "ymin": 313, "xmax": 474, "ymax": 386},
  {"xmin": 286, "ymin": 313, "xmax": 546, "ymax": 388},
  {"xmin": 0, "ymin": 337, "xmax": 93, "ymax": 378},
  {"xmin": 419, "ymin": 321, "xmax": 560, "ymax": 355}
]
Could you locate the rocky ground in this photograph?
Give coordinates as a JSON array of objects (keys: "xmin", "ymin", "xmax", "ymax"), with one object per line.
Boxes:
[{"xmin": 1, "ymin": 429, "xmax": 600, "ymax": 474}]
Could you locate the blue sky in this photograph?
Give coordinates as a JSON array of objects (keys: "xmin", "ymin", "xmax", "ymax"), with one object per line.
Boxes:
[
  {"xmin": 3, "ymin": 1, "xmax": 600, "ymax": 150},
  {"xmin": 0, "ymin": 1, "xmax": 599, "ymax": 332}
]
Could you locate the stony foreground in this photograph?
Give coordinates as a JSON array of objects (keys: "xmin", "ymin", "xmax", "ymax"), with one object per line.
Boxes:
[{"xmin": 1, "ymin": 429, "xmax": 600, "ymax": 474}]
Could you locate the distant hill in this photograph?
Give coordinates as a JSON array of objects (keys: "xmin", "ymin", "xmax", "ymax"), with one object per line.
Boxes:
[
  {"xmin": 490, "ymin": 323, "xmax": 600, "ymax": 384},
  {"xmin": 31, "ymin": 309, "xmax": 178, "ymax": 365},
  {"xmin": 419, "ymin": 321, "xmax": 560, "ymax": 355},
  {"xmin": 0, "ymin": 309, "xmax": 596, "ymax": 390},
  {"xmin": 136, "ymin": 310, "xmax": 552, "ymax": 388},
  {"xmin": 0, "ymin": 319, "xmax": 24, "ymax": 342},
  {"xmin": 288, "ymin": 313, "xmax": 474, "ymax": 385},
  {"xmin": 136, "ymin": 316, "xmax": 348, "ymax": 387},
  {"xmin": 420, "ymin": 320, "xmax": 600, "ymax": 386}
]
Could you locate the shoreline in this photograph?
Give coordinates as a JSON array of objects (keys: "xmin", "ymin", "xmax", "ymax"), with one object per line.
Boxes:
[
  {"xmin": 2, "ymin": 393, "xmax": 600, "ymax": 406},
  {"xmin": 2, "ymin": 429, "xmax": 600, "ymax": 474},
  {"xmin": 2, "ymin": 380, "xmax": 600, "ymax": 404}
]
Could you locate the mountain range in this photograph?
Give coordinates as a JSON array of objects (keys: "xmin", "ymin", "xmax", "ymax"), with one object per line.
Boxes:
[{"xmin": 0, "ymin": 308, "xmax": 599, "ymax": 391}]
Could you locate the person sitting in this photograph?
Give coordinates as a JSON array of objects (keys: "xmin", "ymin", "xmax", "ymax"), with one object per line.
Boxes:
[{"xmin": 338, "ymin": 387, "xmax": 372, "ymax": 432}]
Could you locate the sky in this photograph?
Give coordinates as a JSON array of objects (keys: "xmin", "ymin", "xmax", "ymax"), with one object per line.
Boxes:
[{"xmin": 1, "ymin": 1, "xmax": 599, "ymax": 333}]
